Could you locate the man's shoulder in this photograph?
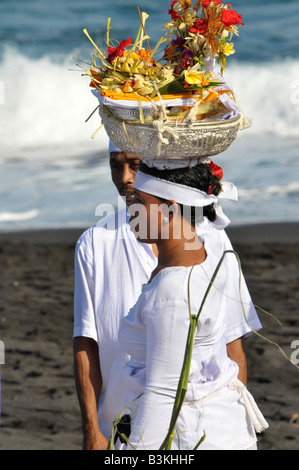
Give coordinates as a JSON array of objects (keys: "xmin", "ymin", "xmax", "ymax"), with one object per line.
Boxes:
[
  {"xmin": 76, "ymin": 208, "xmax": 131, "ymax": 249},
  {"xmin": 95, "ymin": 207, "xmax": 129, "ymax": 232}
]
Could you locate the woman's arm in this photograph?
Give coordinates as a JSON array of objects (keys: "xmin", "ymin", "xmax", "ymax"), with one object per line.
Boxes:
[
  {"xmin": 73, "ymin": 336, "xmax": 108, "ymax": 450},
  {"xmin": 226, "ymin": 338, "xmax": 247, "ymax": 386}
]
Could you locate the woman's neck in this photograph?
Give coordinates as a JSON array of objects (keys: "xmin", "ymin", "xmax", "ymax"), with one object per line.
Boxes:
[
  {"xmin": 149, "ymin": 235, "xmax": 206, "ymax": 282},
  {"xmin": 148, "ymin": 214, "xmax": 207, "ymax": 282}
]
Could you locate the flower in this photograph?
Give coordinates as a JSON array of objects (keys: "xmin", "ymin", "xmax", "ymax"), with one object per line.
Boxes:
[
  {"xmin": 171, "ymin": 37, "xmax": 185, "ymax": 48},
  {"xmin": 177, "ymin": 0, "xmax": 193, "ymax": 11},
  {"xmin": 180, "ymin": 48, "xmax": 194, "ymax": 70},
  {"xmin": 184, "ymin": 71, "xmax": 209, "ymax": 86},
  {"xmin": 135, "ymin": 49, "xmax": 155, "ymax": 65},
  {"xmin": 184, "ymin": 10, "xmax": 197, "ymax": 26},
  {"xmin": 163, "ymin": 44, "xmax": 176, "ymax": 61},
  {"xmin": 107, "ymin": 37, "xmax": 132, "ymax": 63},
  {"xmin": 222, "ymin": 42, "xmax": 235, "ymax": 56},
  {"xmin": 207, "ymin": 161, "xmax": 223, "ymax": 180},
  {"xmin": 172, "ymin": 0, "xmax": 193, "ymax": 17},
  {"xmin": 181, "ymin": 47, "xmax": 194, "ymax": 66},
  {"xmin": 82, "ymin": 1, "xmax": 243, "ymax": 112},
  {"xmin": 162, "ymin": 0, "xmax": 243, "ymax": 74},
  {"xmin": 201, "ymin": 0, "xmax": 222, "ymax": 7},
  {"xmin": 188, "ymin": 18, "xmax": 208, "ymax": 35},
  {"xmin": 168, "ymin": 1, "xmax": 182, "ymax": 20},
  {"xmin": 185, "ymin": 33, "xmax": 206, "ymax": 56},
  {"xmin": 221, "ymin": 8, "xmax": 244, "ymax": 27}
]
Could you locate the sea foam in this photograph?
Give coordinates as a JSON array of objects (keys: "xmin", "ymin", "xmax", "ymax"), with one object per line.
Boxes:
[
  {"xmin": 0, "ymin": 209, "xmax": 39, "ymax": 222},
  {"xmin": 0, "ymin": 47, "xmax": 299, "ymax": 162},
  {"xmin": 0, "ymin": 47, "xmax": 109, "ymax": 161},
  {"xmin": 226, "ymin": 59, "xmax": 299, "ymax": 139}
]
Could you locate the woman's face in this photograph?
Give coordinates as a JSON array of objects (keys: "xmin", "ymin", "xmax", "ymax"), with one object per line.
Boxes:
[{"xmin": 128, "ymin": 189, "xmax": 173, "ymax": 243}]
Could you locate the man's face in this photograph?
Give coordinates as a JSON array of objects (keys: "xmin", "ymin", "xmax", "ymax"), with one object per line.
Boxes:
[{"xmin": 109, "ymin": 152, "xmax": 141, "ymax": 206}]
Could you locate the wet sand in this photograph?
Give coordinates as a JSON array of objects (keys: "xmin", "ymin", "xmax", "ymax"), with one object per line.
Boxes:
[{"xmin": 0, "ymin": 223, "xmax": 298, "ymax": 450}]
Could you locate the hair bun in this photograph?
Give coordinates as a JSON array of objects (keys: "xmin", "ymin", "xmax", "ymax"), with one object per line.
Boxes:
[{"xmin": 203, "ymin": 204, "xmax": 217, "ymax": 222}]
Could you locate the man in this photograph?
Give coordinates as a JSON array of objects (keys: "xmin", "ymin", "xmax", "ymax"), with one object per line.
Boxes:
[{"xmin": 73, "ymin": 149, "xmax": 262, "ymax": 450}]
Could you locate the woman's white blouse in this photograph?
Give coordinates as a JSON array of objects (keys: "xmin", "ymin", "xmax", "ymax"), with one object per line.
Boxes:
[{"xmin": 118, "ymin": 247, "xmax": 258, "ymax": 450}]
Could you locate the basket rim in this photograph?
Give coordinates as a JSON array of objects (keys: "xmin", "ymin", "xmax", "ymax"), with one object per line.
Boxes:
[{"xmin": 102, "ymin": 108, "xmax": 242, "ymax": 130}]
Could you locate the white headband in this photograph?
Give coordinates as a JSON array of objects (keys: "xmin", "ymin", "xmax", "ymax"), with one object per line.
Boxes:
[
  {"xmin": 134, "ymin": 170, "xmax": 238, "ymax": 230},
  {"xmin": 134, "ymin": 171, "xmax": 218, "ymax": 207}
]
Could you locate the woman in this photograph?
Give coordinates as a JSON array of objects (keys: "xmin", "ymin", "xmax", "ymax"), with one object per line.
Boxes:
[{"xmin": 115, "ymin": 163, "xmax": 268, "ymax": 450}]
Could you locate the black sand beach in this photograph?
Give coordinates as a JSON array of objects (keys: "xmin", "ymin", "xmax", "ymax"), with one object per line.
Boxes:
[{"xmin": 0, "ymin": 223, "xmax": 298, "ymax": 450}]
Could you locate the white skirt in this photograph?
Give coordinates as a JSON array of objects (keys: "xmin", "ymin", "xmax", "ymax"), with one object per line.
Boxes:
[
  {"xmin": 116, "ymin": 379, "xmax": 267, "ymax": 451},
  {"xmin": 170, "ymin": 379, "xmax": 267, "ymax": 450}
]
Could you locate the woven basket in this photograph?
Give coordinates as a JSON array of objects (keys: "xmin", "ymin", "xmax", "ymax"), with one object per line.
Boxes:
[{"xmin": 101, "ymin": 104, "xmax": 242, "ymax": 159}]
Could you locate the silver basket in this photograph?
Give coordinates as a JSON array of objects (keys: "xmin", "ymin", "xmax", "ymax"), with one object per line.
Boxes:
[
  {"xmin": 100, "ymin": 106, "xmax": 243, "ymax": 159},
  {"xmin": 108, "ymin": 105, "xmax": 155, "ymax": 121}
]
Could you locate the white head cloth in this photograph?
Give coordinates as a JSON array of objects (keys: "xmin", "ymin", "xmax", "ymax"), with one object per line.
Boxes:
[
  {"xmin": 109, "ymin": 140, "xmax": 121, "ymax": 154},
  {"xmin": 134, "ymin": 170, "xmax": 238, "ymax": 230}
]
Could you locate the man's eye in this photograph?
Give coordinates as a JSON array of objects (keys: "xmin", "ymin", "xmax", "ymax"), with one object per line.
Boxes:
[{"xmin": 131, "ymin": 162, "xmax": 140, "ymax": 171}]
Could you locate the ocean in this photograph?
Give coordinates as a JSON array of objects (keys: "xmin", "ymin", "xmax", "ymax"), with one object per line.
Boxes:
[{"xmin": 0, "ymin": 0, "xmax": 299, "ymax": 232}]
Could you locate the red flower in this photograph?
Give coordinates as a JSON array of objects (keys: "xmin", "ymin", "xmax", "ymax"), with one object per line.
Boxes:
[
  {"xmin": 221, "ymin": 8, "xmax": 244, "ymax": 27},
  {"xmin": 189, "ymin": 18, "xmax": 208, "ymax": 35},
  {"xmin": 207, "ymin": 161, "xmax": 223, "ymax": 180},
  {"xmin": 168, "ymin": 1, "xmax": 181, "ymax": 20},
  {"xmin": 107, "ymin": 37, "xmax": 132, "ymax": 63},
  {"xmin": 201, "ymin": 0, "xmax": 222, "ymax": 8}
]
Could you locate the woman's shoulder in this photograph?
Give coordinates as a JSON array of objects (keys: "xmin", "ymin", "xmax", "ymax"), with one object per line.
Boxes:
[
  {"xmin": 141, "ymin": 266, "xmax": 189, "ymax": 307},
  {"xmin": 144, "ymin": 249, "xmax": 228, "ymax": 306},
  {"xmin": 144, "ymin": 263, "xmax": 212, "ymax": 307}
]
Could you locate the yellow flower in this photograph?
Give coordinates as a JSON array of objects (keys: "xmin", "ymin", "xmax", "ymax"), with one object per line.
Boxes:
[
  {"xmin": 184, "ymin": 71, "xmax": 209, "ymax": 87},
  {"xmin": 223, "ymin": 43, "xmax": 235, "ymax": 56}
]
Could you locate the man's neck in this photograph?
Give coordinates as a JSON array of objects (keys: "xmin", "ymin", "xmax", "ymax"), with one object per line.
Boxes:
[{"xmin": 151, "ymin": 244, "xmax": 159, "ymax": 258}]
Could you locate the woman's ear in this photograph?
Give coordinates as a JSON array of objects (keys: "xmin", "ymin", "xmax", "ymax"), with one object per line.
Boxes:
[{"xmin": 167, "ymin": 200, "xmax": 180, "ymax": 221}]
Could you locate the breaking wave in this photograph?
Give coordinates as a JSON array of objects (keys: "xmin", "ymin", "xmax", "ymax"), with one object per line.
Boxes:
[{"xmin": 0, "ymin": 47, "xmax": 299, "ymax": 161}]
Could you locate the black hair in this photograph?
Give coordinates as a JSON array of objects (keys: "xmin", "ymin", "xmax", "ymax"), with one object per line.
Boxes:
[{"xmin": 139, "ymin": 162, "xmax": 222, "ymax": 223}]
